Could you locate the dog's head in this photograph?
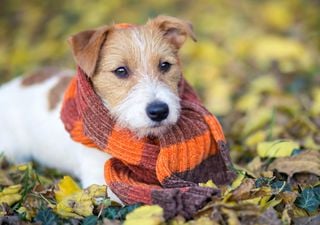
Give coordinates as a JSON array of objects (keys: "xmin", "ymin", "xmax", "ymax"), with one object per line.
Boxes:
[{"xmin": 68, "ymin": 15, "xmax": 196, "ymax": 137}]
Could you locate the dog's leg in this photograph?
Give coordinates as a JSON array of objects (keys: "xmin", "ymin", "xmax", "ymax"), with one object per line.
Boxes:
[
  {"xmin": 76, "ymin": 147, "xmax": 122, "ymax": 203},
  {"xmin": 76, "ymin": 147, "xmax": 109, "ymax": 186}
]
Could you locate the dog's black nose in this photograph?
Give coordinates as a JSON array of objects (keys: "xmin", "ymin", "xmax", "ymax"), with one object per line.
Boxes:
[{"xmin": 146, "ymin": 101, "xmax": 169, "ymax": 122}]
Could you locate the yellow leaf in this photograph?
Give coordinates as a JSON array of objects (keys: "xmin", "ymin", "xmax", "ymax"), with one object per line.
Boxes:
[
  {"xmin": 231, "ymin": 172, "xmax": 246, "ymax": 190},
  {"xmin": 291, "ymin": 205, "xmax": 309, "ymax": 217},
  {"xmin": 310, "ymin": 88, "xmax": 320, "ymax": 116},
  {"xmin": 205, "ymin": 78, "xmax": 233, "ymax": 115},
  {"xmin": 260, "ymin": 2, "xmax": 293, "ymax": 31},
  {"xmin": 188, "ymin": 217, "xmax": 220, "ymax": 225},
  {"xmin": 281, "ymin": 208, "xmax": 291, "ymax": 225},
  {"xmin": 261, "ymin": 197, "xmax": 282, "ymax": 210},
  {"xmin": 0, "ymin": 184, "xmax": 22, "ymax": 206},
  {"xmin": 303, "ymin": 135, "xmax": 320, "ymax": 150},
  {"xmin": 257, "ymin": 140, "xmax": 299, "ymax": 158},
  {"xmin": 221, "ymin": 208, "xmax": 241, "ymax": 225},
  {"xmin": 235, "ymin": 93, "xmax": 261, "ymax": 112},
  {"xmin": 55, "ymin": 176, "xmax": 81, "ymax": 203},
  {"xmin": 55, "ymin": 182, "xmax": 106, "ymax": 219},
  {"xmin": 199, "ymin": 180, "xmax": 218, "ymax": 189},
  {"xmin": 241, "ymin": 197, "xmax": 261, "ymax": 205},
  {"xmin": 251, "ymin": 36, "xmax": 312, "ymax": 72},
  {"xmin": 242, "ymin": 108, "xmax": 272, "ymax": 136},
  {"xmin": 56, "ymin": 192, "xmax": 93, "ymax": 219},
  {"xmin": 249, "ymin": 75, "xmax": 280, "ymax": 94},
  {"xmin": 124, "ymin": 205, "xmax": 164, "ymax": 225},
  {"xmin": 245, "ymin": 131, "xmax": 267, "ymax": 148},
  {"xmin": 17, "ymin": 207, "xmax": 33, "ymax": 221}
]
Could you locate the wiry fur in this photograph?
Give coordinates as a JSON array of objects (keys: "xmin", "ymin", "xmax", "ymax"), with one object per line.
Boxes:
[
  {"xmin": 0, "ymin": 15, "xmax": 195, "ymax": 203},
  {"xmin": 109, "ymin": 76, "xmax": 181, "ymax": 138}
]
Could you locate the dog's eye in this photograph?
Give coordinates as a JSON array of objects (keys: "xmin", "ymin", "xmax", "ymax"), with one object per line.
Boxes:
[
  {"xmin": 113, "ymin": 67, "xmax": 129, "ymax": 78},
  {"xmin": 159, "ymin": 62, "xmax": 171, "ymax": 73}
]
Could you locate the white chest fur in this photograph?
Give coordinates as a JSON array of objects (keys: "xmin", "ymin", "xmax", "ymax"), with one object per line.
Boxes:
[{"xmin": 0, "ymin": 73, "xmax": 119, "ymax": 200}]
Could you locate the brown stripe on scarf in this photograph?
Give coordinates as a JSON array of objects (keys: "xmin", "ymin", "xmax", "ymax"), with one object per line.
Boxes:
[{"xmin": 61, "ymin": 67, "xmax": 236, "ymax": 219}]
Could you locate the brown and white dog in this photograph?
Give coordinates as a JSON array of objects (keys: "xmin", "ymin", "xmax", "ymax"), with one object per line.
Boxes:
[{"xmin": 0, "ymin": 15, "xmax": 195, "ymax": 201}]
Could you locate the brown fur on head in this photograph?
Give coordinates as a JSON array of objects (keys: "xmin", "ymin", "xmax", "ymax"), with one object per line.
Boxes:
[{"xmin": 68, "ymin": 15, "xmax": 196, "ymax": 137}]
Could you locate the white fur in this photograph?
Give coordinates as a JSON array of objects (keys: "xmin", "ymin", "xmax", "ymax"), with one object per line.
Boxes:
[
  {"xmin": 109, "ymin": 76, "xmax": 181, "ymax": 137},
  {"xmin": 0, "ymin": 73, "xmax": 121, "ymax": 203}
]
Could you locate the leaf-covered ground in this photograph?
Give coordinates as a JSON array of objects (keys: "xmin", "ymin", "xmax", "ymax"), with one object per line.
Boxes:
[{"xmin": 1, "ymin": 0, "xmax": 320, "ymax": 224}]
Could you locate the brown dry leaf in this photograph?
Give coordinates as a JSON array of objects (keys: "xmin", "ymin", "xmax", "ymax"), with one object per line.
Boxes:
[
  {"xmin": 291, "ymin": 173, "xmax": 320, "ymax": 187},
  {"xmin": 268, "ymin": 150, "xmax": 320, "ymax": 178},
  {"xmin": 229, "ymin": 178, "xmax": 272, "ymax": 202},
  {"xmin": 251, "ymin": 207, "xmax": 282, "ymax": 225},
  {"xmin": 278, "ymin": 192, "xmax": 298, "ymax": 205},
  {"xmin": 293, "ymin": 214, "xmax": 320, "ymax": 225},
  {"xmin": 229, "ymin": 178, "xmax": 255, "ymax": 201},
  {"xmin": 246, "ymin": 157, "xmax": 263, "ymax": 177}
]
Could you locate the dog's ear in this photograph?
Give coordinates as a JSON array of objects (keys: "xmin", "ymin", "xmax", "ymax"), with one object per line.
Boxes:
[
  {"xmin": 68, "ymin": 26, "xmax": 110, "ymax": 77},
  {"xmin": 147, "ymin": 15, "xmax": 196, "ymax": 49}
]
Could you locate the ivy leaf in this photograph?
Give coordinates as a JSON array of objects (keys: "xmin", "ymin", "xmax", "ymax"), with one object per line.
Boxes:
[
  {"xmin": 82, "ymin": 215, "xmax": 98, "ymax": 225},
  {"xmin": 103, "ymin": 204, "xmax": 141, "ymax": 220},
  {"xmin": 270, "ymin": 180, "xmax": 291, "ymax": 193},
  {"xmin": 313, "ymin": 186, "xmax": 320, "ymax": 202},
  {"xmin": 255, "ymin": 177, "xmax": 273, "ymax": 187},
  {"xmin": 34, "ymin": 208, "xmax": 59, "ymax": 225},
  {"xmin": 295, "ymin": 188, "xmax": 320, "ymax": 212}
]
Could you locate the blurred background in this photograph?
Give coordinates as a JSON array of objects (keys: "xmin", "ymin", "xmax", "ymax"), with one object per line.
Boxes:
[{"xmin": 0, "ymin": 0, "xmax": 319, "ymax": 163}]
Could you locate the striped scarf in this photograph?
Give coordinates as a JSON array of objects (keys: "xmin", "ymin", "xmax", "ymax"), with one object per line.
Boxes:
[{"xmin": 61, "ymin": 67, "xmax": 235, "ymax": 219}]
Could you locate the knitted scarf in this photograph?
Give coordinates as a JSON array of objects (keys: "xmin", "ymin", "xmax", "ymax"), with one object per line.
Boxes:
[{"xmin": 61, "ymin": 67, "xmax": 236, "ymax": 219}]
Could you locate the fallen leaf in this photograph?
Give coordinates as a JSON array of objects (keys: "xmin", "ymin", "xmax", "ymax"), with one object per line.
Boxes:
[
  {"xmin": 229, "ymin": 178, "xmax": 255, "ymax": 201},
  {"xmin": 242, "ymin": 108, "xmax": 273, "ymax": 136},
  {"xmin": 82, "ymin": 215, "xmax": 98, "ymax": 225},
  {"xmin": 55, "ymin": 176, "xmax": 81, "ymax": 203},
  {"xmin": 221, "ymin": 208, "xmax": 241, "ymax": 225},
  {"xmin": 295, "ymin": 188, "xmax": 320, "ymax": 213},
  {"xmin": 268, "ymin": 150, "xmax": 320, "ymax": 178},
  {"xmin": 0, "ymin": 184, "xmax": 22, "ymax": 206},
  {"xmin": 103, "ymin": 204, "xmax": 141, "ymax": 220},
  {"xmin": 253, "ymin": 207, "xmax": 282, "ymax": 225},
  {"xmin": 34, "ymin": 208, "xmax": 59, "ymax": 225},
  {"xmin": 257, "ymin": 140, "xmax": 299, "ymax": 158},
  {"xmin": 124, "ymin": 205, "xmax": 164, "ymax": 225},
  {"xmin": 293, "ymin": 214, "xmax": 320, "ymax": 225},
  {"xmin": 199, "ymin": 180, "xmax": 218, "ymax": 189},
  {"xmin": 55, "ymin": 184, "xmax": 107, "ymax": 219}
]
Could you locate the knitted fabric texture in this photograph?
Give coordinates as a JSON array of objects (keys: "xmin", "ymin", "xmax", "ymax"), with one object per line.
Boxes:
[{"xmin": 61, "ymin": 67, "xmax": 236, "ymax": 219}]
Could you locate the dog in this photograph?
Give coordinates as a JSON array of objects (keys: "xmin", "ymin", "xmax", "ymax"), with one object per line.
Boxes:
[{"xmin": 0, "ymin": 15, "xmax": 197, "ymax": 202}]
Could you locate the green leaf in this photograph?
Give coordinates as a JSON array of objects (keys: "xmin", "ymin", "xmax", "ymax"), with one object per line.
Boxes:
[
  {"xmin": 103, "ymin": 204, "xmax": 141, "ymax": 220},
  {"xmin": 82, "ymin": 215, "xmax": 98, "ymax": 225},
  {"xmin": 295, "ymin": 188, "xmax": 320, "ymax": 212},
  {"xmin": 314, "ymin": 187, "xmax": 320, "ymax": 202},
  {"xmin": 270, "ymin": 180, "xmax": 291, "ymax": 192},
  {"xmin": 255, "ymin": 177, "xmax": 272, "ymax": 187},
  {"xmin": 34, "ymin": 208, "xmax": 58, "ymax": 225}
]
